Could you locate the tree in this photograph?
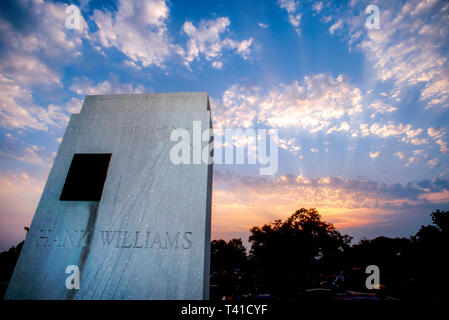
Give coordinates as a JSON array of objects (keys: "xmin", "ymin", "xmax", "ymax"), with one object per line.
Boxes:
[
  {"xmin": 211, "ymin": 238, "xmax": 247, "ymax": 273},
  {"xmin": 431, "ymin": 209, "xmax": 449, "ymax": 233},
  {"xmin": 210, "ymin": 238, "xmax": 248, "ymax": 299},
  {"xmin": 248, "ymin": 208, "xmax": 351, "ymax": 295}
]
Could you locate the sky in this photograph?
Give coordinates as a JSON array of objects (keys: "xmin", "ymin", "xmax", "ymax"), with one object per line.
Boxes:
[{"xmin": 0, "ymin": 0, "xmax": 448, "ymax": 251}]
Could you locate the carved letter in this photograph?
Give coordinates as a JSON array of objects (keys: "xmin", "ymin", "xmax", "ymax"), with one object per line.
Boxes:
[
  {"xmin": 182, "ymin": 232, "xmax": 192, "ymax": 249},
  {"xmin": 101, "ymin": 231, "xmax": 116, "ymax": 246}
]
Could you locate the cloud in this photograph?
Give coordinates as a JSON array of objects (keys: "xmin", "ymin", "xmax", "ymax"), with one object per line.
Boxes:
[
  {"xmin": 64, "ymin": 98, "xmax": 83, "ymax": 114},
  {"xmin": 312, "ymin": 2, "xmax": 324, "ymax": 13},
  {"xmin": 212, "ymin": 172, "xmax": 449, "ymax": 241},
  {"xmin": 344, "ymin": 0, "xmax": 449, "ymax": 109},
  {"xmin": 326, "ymin": 121, "xmax": 350, "ymax": 134},
  {"xmin": 70, "ymin": 77, "xmax": 146, "ymax": 96},
  {"xmin": 369, "ymin": 151, "xmax": 380, "ymax": 159},
  {"xmin": 258, "ymin": 22, "xmax": 269, "ymax": 29},
  {"xmin": 0, "ymin": 74, "xmax": 69, "ymax": 131},
  {"xmin": 181, "ymin": 17, "xmax": 254, "ymax": 68},
  {"xmin": 418, "ymin": 189, "xmax": 449, "ymax": 204},
  {"xmin": 273, "ymin": 136, "xmax": 301, "ymax": 153},
  {"xmin": 278, "ymin": 0, "xmax": 302, "ymax": 35},
  {"xmin": 427, "ymin": 158, "xmax": 439, "ymax": 168},
  {"xmin": 0, "ymin": 0, "xmax": 88, "ymax": 58},
  {"xmin": 92, "ymin": 0, "xmax": 171, "ymax": 67},
  {"xmin": 258, "ymin": 74, "xmax": 363, "ymax": 131},
  {"xmin": 394, "ymin": 151, "xmax": 405, "ymax": 159},
  {"xmin": 329, "ymin": 18, "xmax": 343, "ymax": 35},
  {"xmin": 360, "ymin": 122, "xmax": 426, "ymax": 145},
  {"xmin": 0, "ymin": 54, "xmax": 61, "ymax": 88},
  {"xmin": 212, "ymin": 61, "xmax": 223, "ymax": 70},
  {"xmin": 425, "ymin": 127, "xmax": 448, "ymax": 155},
  {"xmin": 0, "ymin": 0, "xmax": 88, "ymax": 88},
  {"xmin": 0, "ymin": 0, "xmax": 91, "ymax": 132},
  {"xmin": 427, "ymin": 127, "xmax": 445, "ymax": 140},
  {"xmin": 0, "ymin": 145, "xmax": 47, "ymax": 166},
  {"xmin": 407, "ymin": 137, "xmax": 428, "ymax": 146},
  {"xmin": 368, "ymin": 101, "xmax": 398, "ymax": 117},
  {"xmin": 435, "ymin": 139, "xmax": 449, "ymax": 155},
  {"xmin": 211, "ymin": 85, "xmax": 260, "ymax": 133},
  {"xmin": 34, "ymin": 104, "xmax": 70, "ymax": 128},
  {"xmin": 212, "ymin": 74, "xmax": 363, "ymax": 134},
  {"xmin": 5, "ymin": 133, "xmax": 16, "ymax": 141}
]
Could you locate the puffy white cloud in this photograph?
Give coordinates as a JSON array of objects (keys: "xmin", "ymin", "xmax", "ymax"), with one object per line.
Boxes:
[
  {"xmin": 418, "ymin": 189, "xmax": 449, "ymax": 204},
  {"xmin": 394, "ymin": 151, "xmax": 405, "ymax": 159},
  {"xmin": 258, "ymin": 22, "xmax": 269, "ymax": 29},
  {"xmin": 70, "ymin": 77, "xmax": 146, "ymax": 96},
  {"xmin": 0, "ymin": 54, "xmax": 61, "ymax": 88},
  {"xmin": 0, "ymin": 74, "xmax": 68, "ymax": 131},
  {"xmin": 360, "ymin": 122, "xmax": 426, "ymax": 145},
  {"xmin": 329, "ymin": 18, "xmax": 343, "ymax": 35},
  {"xmin": 0, "ymin": 0, "xmax": 89, "ymax": 88},
  {"xmin": 273, "ymin": 136, "xmax": 301, "ymax": 153},
  {"xmin": 369, "ymin": 151, "xmax": 380, "ymax": 159},
  {"xmin": 0, "ymin": 0, "xmax": 88, "ymax": 58},
  {"xmin": 435, "ymin": 139, "xmax": 449, "ymax": 155},
  {"xmin": 211, "ymin": 85, "xmax": 260, "ymax": 133},
  {"xmin": 425, "ymin": 127, "xmax": 448, "ymax": 155},
  {"xmin": 0, "ymin": 145, "xmax": 46, "ymax": 165},
  {"xmin": 212, "ymin": 61, "xmax": 223, "ymax": 70},
  {"xmin": 326, "ymin": 121, "xmax": 350, "ymax": 134},
  {"xmin": 312, "ymin": 2, "xmax": 324, "ymax": 13},
  {"xmin": 427, "ymin": 127, "xmax": 445, "ymax": 140},
  {"xmin": 427, "ymin": 158, "xmax": 439, "ymax": 168},
  {"xmin": 64, "ymin": 98, "xmax": 83, "ymax": 114},
  {"xmin": 405, "ymin": 137, "xmax": 428, "ymax": 146},
  {"xmin": 35, "ymin": 104, "xmax": 70, "ymax": 128},
  {"xmin": 406, "ymin": 156, "xmax": 418, "ymax": 166},
  {"xmin": 5, "ymin": 133, "xmax": 16, "ymax": 141},
  {"xmin": 0, "ymin": 0, "xmax": 92, "ymax": 131},
  {"xmin": 368, "ymin": 101, "xmax": 397, "ymax": 117},
  {"xmin": 258, "ymin": 74, "xmax": 362, "ymax": 131},
  {"xmin": 344, "ymin": 0, "xmax": 449, "ymax": 109},
  {"xmin": 212, "ymin": 74, "xmax": 363, "ymax": 134},
  {"xmin": 181, "ymin": 17, "xmax": 254, "ymax": 68},
  {"xmin": 92, "ymin": 0, "xmax": 171, "ymax": 67},
  {"xmin": 0, "ymin": 0, "xmax": 89, "ymax": 84},
  {"xmin": 278, "ymin": 0, "xmax": 302, "ymax": 35}
]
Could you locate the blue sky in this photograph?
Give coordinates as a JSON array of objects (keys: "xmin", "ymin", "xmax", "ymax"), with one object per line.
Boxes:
[{"xmin": 0, "ymin": 0, "xmax": 448, "ymax": 250}]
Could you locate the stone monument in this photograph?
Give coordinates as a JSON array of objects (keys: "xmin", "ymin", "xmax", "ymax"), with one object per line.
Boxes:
[{"xmin": 5, "ymin": 92, "xmax": 213, "ymax": 300}]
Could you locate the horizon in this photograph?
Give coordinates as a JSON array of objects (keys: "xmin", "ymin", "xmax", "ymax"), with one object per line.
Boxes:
[{"xmin": 1, "ymin": 0, "xmax": 449, "ymax": 252}]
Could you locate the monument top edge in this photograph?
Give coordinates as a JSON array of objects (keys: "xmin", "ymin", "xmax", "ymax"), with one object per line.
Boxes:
[
  {"xmin": 84, "ymin": 91, "xmax": 208, "ymax": 99},
  {"xmin": 80, "ymin": 91, "xmax": 211, "ymax": 114}
]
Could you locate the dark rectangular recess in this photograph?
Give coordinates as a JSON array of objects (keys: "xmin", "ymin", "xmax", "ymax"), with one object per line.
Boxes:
[{"xmin": 59, "ymin": 153, "xmax": 111, "ymax": 201}]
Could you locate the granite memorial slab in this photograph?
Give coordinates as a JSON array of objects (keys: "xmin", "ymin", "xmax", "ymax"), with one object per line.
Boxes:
[{"xmin": 5, "ymin": 92, "xmax": 213, "ymax": 300}]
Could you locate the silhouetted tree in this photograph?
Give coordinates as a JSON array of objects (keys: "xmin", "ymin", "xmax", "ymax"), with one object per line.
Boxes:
[
  {"xmin": 431, "ymin": 209, "xmax": 449, "ymax": 234},
  {"xmin": 211, "ymin": 238, "xmax": 247, "ymax": 273},
  {"xmin": 210, "ymin": 238, "xmax": 248, "ymax": 299},
  {"xmin": 248, "ymin": 208, "xmax": 351, "ymax": 296},
  {"xmin": 0, "ymin": 240, "xmax": 25, "ymax": 299}
]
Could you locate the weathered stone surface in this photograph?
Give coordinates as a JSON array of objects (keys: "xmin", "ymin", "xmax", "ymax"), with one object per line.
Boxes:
[{"xmin": 5, "ymin": 92, "xmax": 213, "ymax": 300}]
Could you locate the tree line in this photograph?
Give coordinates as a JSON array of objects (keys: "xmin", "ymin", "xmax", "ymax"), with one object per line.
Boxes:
[{"xmin": 210, "ymin": 208, "xmax": 449, "ymax": 301}]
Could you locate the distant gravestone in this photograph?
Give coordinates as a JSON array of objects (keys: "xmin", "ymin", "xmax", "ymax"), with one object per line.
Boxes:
[{"xmin": 5, "ymin": 92, "xmax": 213, "ymax": 300}]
